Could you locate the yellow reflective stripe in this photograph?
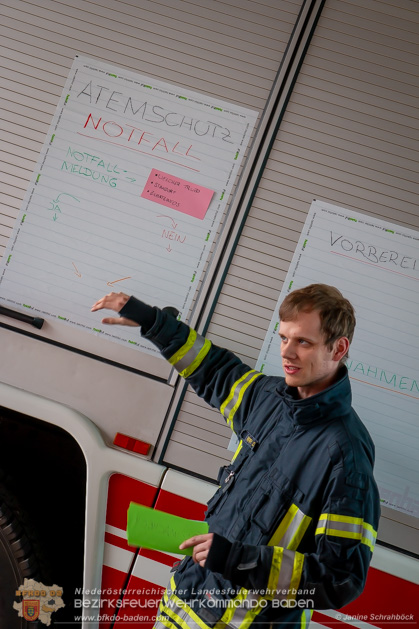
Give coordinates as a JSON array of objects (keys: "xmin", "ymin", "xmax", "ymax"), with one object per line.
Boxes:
[
  {"xmin": 218, "ymin": 587, "xmax": 249, "ymax": 626},
  {"xmin": 268, "ymin": 505, "xmax": 297, "ymax": 547},
  {"xmin": 288, "ymin": 512, "xmax": 312, "ymax": 551},
  {"xmin": 231, "ymin": 439, "xmax": 243, "ymax": 463},
  {"xmin": 169, "ymin": 328, "xmax": 197, "ymax": 366},
  {"xmin": 159, "ymin": 592, "xmax": 169, "ymax": 610},
  {"xmin": 268, "ymin": 504, "xmax": 312, "ymax": 551},
  {"xmin": 319, "ymin": 513, "xmax": 363, "ymax": 525},
  {"xmin": 161, "ymin": 603, "xmax": 191, "ymax": 629},
  {"xmin": 286, "ymin": 551, "xmax": 304, "ymax": 601},
  {"xmin": 239, "ymin": 597, "xmax": 267, "ymax": 629},
  {"xmin": 157, "ymin": 580, "xmax": 186, "ymax": 629},
  {"xmin": 162, "ymin": 600, "xmax": 204, "ymax": 629},
  {"xmin": 168, "ymin": 592, "xmax": 212, "ymax": 629},
  {"xmin": 316, "ymin": 525, "xmax": 362, "ymax": 537},
  {"xmin": 219, "ymin": 588, "xmax": 268, "ymax": 629},
  {"xmin": 266, "ymin": 549, "xmax": 305, "ymax": 602},
  {"xmin": 315, "ymin": 527, "xmax": 376, "ymax": 551},
  {"xmin": 220, "ymin": 370, "xmax": 262, "ymax": 429},
  {"xmin": 361, "ymin": 535, "xmax": 376, "ymax": 552},
  {"xmin": 300, "ymin": 609, "xmax": 313, "ymax": 628},
  {"xmin": 168, "ymin": 329, "xmax": 212, "ymax": 378},
  {"xmin": 316, "ymin": 513, "xmax": 377, "ymax": 537},
  {"xmin": 180, "ymin": 338, "xmax": 211, "ymax": 378},
  {"xmin": 266, "ymin": 547, "xmax": 282, "ymax": 598},
  {"xmin": 155, "ymin": 591, "xmax": 171, "ymax": 619},
  {"xmin": 363, "ymin": 521, "xmax": 378, "ymax": 536},
  {"xmin": 316, "ymin": 513, "xmax": 377, "ymax": 552},
  {"xmin": 220, "ymin": 371, "xmax": 252, "ymax": 417},
  {"xmin": 155, "ymin": 616, "xmax": 179, "ymax": 629}
]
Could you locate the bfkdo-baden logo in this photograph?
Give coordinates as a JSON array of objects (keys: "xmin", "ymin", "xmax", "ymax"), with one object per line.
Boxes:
[{"xmin": 14, "ymin": 578, "xmax": 65, "ymax": 626}]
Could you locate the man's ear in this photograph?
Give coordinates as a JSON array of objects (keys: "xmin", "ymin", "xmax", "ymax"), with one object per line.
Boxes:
[{"xmin": 333, "ymin": 337, "xmax": 350, "ymax": 362}]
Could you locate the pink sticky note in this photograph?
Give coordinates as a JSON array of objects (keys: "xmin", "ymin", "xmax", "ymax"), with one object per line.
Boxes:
[{"xmin": 141, "ymin": 169, "xmax": 214, "ymax": 220}]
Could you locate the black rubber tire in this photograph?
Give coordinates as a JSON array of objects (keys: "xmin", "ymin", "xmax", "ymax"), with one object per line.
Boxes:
[{"xmin": 0, "ymin": 485, "xmax": 42, "ymax": 628}]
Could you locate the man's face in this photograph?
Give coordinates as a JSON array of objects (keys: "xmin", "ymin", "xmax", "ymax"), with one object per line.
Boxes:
[{"xmin": 279, "ymin": 309, "xmax": 345, "ymax": 399}]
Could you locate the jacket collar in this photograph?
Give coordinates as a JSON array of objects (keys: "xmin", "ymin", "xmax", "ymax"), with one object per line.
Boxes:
[{"xmin": 278, "ymin": 366, "xmax": 352, "ymax": 426}]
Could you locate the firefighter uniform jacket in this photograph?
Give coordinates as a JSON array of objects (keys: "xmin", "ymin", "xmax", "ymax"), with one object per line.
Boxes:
[{"xmin": 120, "ymin": 297, "xmax": 380, "ymax": 629}]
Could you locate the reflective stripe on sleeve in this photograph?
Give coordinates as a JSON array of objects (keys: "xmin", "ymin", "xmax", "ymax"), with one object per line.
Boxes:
[
  {"xmin": 266, "ymin": 548, "xmax": 304, "ymax": 601},
  {"xmin": 288, "ymin": 551, "xmax": 304, "ymax": 600},
  {"xmin": 268, "ymin": 503, "xmax": 312, "ymax": 551},
  {"xmin": 218, "ymin": 588, "xmax": 261, "ymax": 629},
  {"xmin": 154, "ymin": 590, "xmax": 181, "ymax": 629},
  {"xmin": 161, "ymin": 578, "xmax": 264, "ymax": 629},
  {"xmin": 168, "ymin": 328, "xmax": 212, "ymax": 378},
  {"xmin": 315, "ymin": 513, "xmax": 377, "ymax": 552},
  {"xmin": 300, "ymin": 609, "xmax": 313, "ymax": 628},
  {"xmin": 154, "ymin": 616, "xmax": 179, "ymax": 629},
  {"xmin": 161, "ymin": 600, "xmax": 207, "ymax": 629},
  {"xmin": 220, "ymin": 370, "xmax": 262, "ymax": 430},
  {"xmin": 158, "ymin": 577, "xmax": 213, "ymax": 629}
]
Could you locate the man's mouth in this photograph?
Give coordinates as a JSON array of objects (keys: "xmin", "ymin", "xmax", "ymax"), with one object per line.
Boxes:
[{"xmin": 283, "ymin": 365, "xmax": 300, "ymax": 375}]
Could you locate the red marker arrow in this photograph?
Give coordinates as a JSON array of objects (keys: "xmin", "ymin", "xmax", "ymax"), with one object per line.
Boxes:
[
  {"xmin": 107, "ymin": 276, "xmax": 132, "ymax": 287},
  {"xmin": 72, "ymin": 262, "xmax": 82, "ymax": 277},
  {"xmin": 157, "ymin": 215, "xmax": 178, "ymax": 230}
]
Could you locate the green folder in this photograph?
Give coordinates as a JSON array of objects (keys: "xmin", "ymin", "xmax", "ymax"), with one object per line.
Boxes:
[{"xmin": 127, "ymin": 502, "xmax": 209, "ymax": 556}]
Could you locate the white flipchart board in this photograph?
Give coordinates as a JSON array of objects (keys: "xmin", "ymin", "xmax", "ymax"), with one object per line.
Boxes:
[
  {"xmin": 258, "ymin": 200, "xmax": 419, "ymax": 519},
  {"xmin": 0, "ymin": 56, "xmax": 257, "ymax": 375}
]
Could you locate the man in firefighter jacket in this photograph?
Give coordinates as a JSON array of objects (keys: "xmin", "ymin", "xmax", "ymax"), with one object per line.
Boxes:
[{"xmin": 92, "ymin": 284, "xmax": 380, "ymax": 629}]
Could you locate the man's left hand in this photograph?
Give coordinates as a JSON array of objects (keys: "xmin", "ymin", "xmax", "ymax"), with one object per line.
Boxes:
[{"xmin": 179, "ymin": 533, "xmax": 214, "ymax": 567}]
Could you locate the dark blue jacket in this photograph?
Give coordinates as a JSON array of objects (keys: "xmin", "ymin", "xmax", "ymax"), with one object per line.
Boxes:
[{"xmin": 121, "ymin": 298, "xmax": 381, "ymax": 629}]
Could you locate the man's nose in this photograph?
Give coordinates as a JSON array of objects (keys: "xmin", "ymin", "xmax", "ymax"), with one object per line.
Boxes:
[{"xmin": 281, "ymin": 341, "xmax": 297, "ymax": 359}]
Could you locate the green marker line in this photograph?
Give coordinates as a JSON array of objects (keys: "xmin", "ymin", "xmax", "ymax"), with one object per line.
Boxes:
[
  {"xmin": 93, "ymin": 327, "xmax": 102, "ymax": 333},
  {"xmin": 205, "ymin": 232, "xmax": 210, "ymax": 241},
  {"xmin": 58, "ymin": 316, "xmax": 67, "ymax": 321},
  {"xmin": 234, "ymin": 151, "xmax": 239, "ymax": 160},
  {"xmin": 178, "ymin": 95, "xmax": 187, "ymax": 100},
  {"xmin": 23, "ymin": 304, "xmax": 31, "ymax": 309},
  {"xmin": 36, "ymin": 174, "xmax": 41, "ymax": 183},
  {"xmin": 348, "ymin": 218, "xmax": 357, "ymax": 222},
  {"xmin": 128, "ymin": 340, "xmax": 137, "ymax": 345},
  {"xmin": 214, "ymin": 107, "xmax": 222, "ymax": 111},
  {"xmin": 274, "ymin": 322, "xmax": 279, "ymax": 331},
  {"xmin": 21, "ymin": 214, "xmax": 26, "ymax": 224},
  {"xmin": 108, "ymin": 73, "xmax": 117, "ymax": 78},
  {"xmin": 288, "ymin": 281, "xmax": 293, "ymax": 291},
  {"xmin": 220, "ymin": 191, "xmax": 225, "ymax": 200},
  {"xmin": 303, "ymin": 239, "xmax": 308, "ymax": 249},
  {"xmin": 51, "ymin": 134, "xmax": 55, "ymax": 143},
  {"xmin": 191, "ymin": 273, "xmax": 196, "ymax": 282},
  {"xmin": 386, "ymin": 229, "xmax": 394, "ymax": 234},
  {"xmin": 7, "ymin": 255, "xmax": 11, "ymax": 263},
  {"xmin": 260, "ymin": 364, "xmax": 265, "ymax": 373},
  {"xmin": 65, "ymin": 95, "xmax": 70, "ymax": 103},
  {"xmin": 144, "ymin": 84, "xmax": 152, "ymax": 89}
]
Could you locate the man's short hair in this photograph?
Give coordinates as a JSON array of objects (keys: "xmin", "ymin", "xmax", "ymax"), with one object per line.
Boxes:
[{"xmin": 279, "ymin": 284, "xmax": 356, "ymax": 351}]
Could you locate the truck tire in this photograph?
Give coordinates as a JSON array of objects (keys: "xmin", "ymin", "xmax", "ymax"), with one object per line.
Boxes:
[{"xmin": 0, "ymin": 485, "xmax": 41, "ymax": 628}]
